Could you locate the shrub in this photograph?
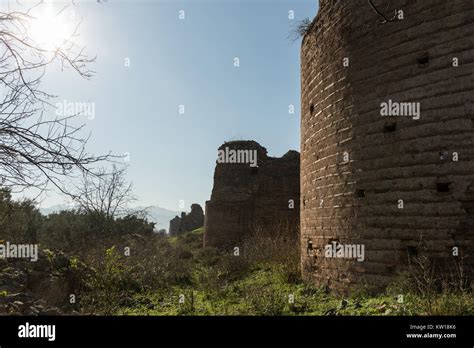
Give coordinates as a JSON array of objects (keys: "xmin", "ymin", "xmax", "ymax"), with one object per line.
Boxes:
[
  {"xmin": 0, "ymin": 188, "xmax": 42, "ymax": 244},
  {"xmin": 81, "ymin": 246, "xmax": 140, "ymax": 314}
]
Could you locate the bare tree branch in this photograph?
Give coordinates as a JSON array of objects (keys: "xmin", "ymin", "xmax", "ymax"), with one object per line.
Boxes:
[
  {"xmin": 0, "ymin": 1, "xmax": 116, "ymax": 196},
  {"xmin": 72, "ymin": 165, "xmax": 136, "ymax": 228}
]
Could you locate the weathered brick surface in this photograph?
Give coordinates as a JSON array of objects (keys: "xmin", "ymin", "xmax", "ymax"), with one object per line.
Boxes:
[
  {"xmin": 204, "ymin": 141, "xmax": 300, "ymax": 249},
  {"xmin": 300, "ymin": 0, "xmax": 474, "ymax": 292}
]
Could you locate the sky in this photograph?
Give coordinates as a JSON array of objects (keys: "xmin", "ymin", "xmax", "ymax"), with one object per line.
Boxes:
[{"xmin": 8, "ymin": 0, "xmax": 319, "ymax": 212}]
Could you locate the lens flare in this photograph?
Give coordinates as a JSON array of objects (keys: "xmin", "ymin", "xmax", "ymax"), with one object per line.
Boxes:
[{"xmin": 30, "ymin": 3, "xmax": 74, "ymax": 51}]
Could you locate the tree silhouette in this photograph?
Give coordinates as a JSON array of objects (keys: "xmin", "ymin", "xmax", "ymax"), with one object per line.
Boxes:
[{"xmin": 0, "ymin": 2, "xmax": 113, "ymax": 195}]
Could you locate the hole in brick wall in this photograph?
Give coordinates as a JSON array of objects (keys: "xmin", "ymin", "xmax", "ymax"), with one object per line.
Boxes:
[
  {"xmin": 307, "ymin": 240, "xmax": 313, "ymax": 250},
  {"xmin": 437, "ymin": 182, "xmax": 451, "ymax": 193},
  {"xmin": 355, "ymin": 189, "xmax": 365, "ymax": 198},
  {"xmin": 383, "ymin": 122, "xmax": 397, "ymax": 133},
  {"xmin": 417, "ymin": 52, "xmax": 429, "ymax": 67},
  {"xmin": 310, "ymin": 103, "xmax": 315, "ymax": 115},
  {"xmin": 407, "ymin": 246, "xmax": 418, "ymax": 257}
]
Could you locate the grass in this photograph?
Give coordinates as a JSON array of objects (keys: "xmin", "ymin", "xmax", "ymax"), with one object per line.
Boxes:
[
  {"xmin": 75, "ymin": 227, "xmax": 474, "ymax": 316},
  {"xmin": 115, "ymin": 262, "xmax": 474, "ymax": 316}
]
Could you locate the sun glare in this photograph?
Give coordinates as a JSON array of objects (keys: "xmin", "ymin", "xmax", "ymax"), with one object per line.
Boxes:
[{"xmin": 30, "ymin": 3, "xmax": 75, "ymax": 51}]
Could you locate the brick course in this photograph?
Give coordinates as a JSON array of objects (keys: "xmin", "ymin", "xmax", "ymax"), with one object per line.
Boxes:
[{"xmin": 300, "ymin": 0, "xmax": 474, "ymax": 292}]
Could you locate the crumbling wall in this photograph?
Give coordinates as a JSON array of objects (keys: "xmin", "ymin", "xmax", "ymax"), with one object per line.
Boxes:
[
  {"xmin": 204, "ymin": 141, "xmax": 300, "ymax": 249},
  {"xmin": 168, "ymin": 204, "xmax": 204, "ymax": 236},
  {"xmin": 300, "ymin": 0, "xmax": 474, "ymax": 292}
]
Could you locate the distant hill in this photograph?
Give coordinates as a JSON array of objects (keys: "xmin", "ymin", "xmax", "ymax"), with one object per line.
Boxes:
[
  {"xmin": 39, "ymin": 204, "xmax": 183, "ymax": 233},
  {"xmin": 134, "ymin": 206, "xmax": 183, "ymax": 232}
]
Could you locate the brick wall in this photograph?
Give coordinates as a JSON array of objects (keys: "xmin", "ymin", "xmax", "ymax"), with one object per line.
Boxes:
[{"xmin": 300, "ymin": 0, "xmax": 474, "ymax": 292}]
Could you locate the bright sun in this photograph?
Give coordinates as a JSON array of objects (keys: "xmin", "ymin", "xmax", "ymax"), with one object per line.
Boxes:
[{"xmin": 30, "ymin": 3, "xmax": 75, "ymax": 51}]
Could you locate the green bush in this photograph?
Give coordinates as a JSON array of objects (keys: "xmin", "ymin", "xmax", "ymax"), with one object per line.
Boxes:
[
  {"xmin": 0, "ymin": 188, "xmax": 42, "ymax": 244},
  {"xmin": 81, "ymin": 246, "xmax": 141, "ymax": 314}
]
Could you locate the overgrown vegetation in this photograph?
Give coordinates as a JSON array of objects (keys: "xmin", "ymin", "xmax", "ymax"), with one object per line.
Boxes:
[
  {"xmin": 1, "ymin": 188, "xmax": 473, "ymax": 316},
  {"xmin": 50, "ymin": 228, "xmax": 474, "ymax": 316}
]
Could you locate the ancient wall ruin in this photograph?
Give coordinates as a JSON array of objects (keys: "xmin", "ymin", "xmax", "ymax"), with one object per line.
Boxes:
[
  {"xmin": 169, "ymin": 204, "xmax": 204, "ymax": 236},
  {"xmin": 204, "ymin": 141, "xmax": 300, "ymax": 249},
  {"xmin": 300, "ymin": 0, "xmax": 474, "ymax": 292}
]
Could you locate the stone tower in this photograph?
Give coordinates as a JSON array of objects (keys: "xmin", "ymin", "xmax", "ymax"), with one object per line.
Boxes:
[{"xmin": 300, "ymin": 0, "xmax": 474, "ymax": 292}]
